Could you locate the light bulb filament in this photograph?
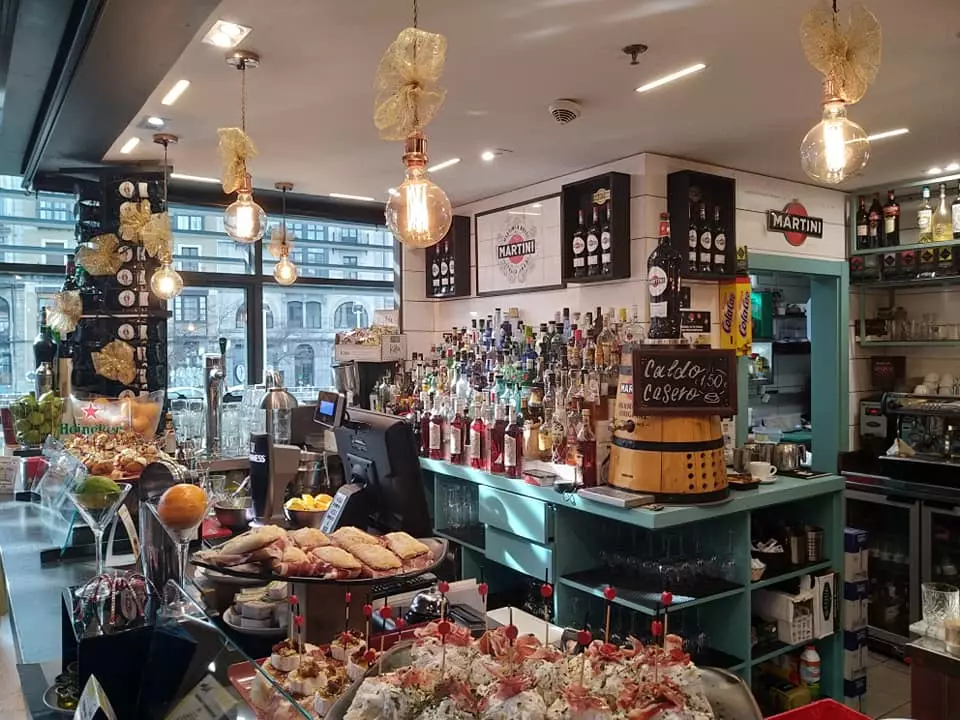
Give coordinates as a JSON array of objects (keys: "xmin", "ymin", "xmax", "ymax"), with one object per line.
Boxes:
[{"xmin": 406, "ymin": 181, "xmax": 430, "ymax": 234}]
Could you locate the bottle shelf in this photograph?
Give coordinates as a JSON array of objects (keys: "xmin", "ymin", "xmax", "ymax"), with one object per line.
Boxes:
[
  {"xmin": 851, "ymin": 273, "xmax": 960, "ymax": 289},
  {"xmin": 851, "ymin": 236, "xmax": 960, "ymax": 257},
  {"xmin": 750, "ymin": 637, "xmax": 815, "ymax": 666},
  {"xmin": 856, "ymin": 340, "xmax": 960, "ymax": 348}
]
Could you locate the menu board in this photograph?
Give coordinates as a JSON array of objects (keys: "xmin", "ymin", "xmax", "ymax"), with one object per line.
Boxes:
[{"xmin": 631, "ymin": 347, "xmax": 737, "ymax": 416}]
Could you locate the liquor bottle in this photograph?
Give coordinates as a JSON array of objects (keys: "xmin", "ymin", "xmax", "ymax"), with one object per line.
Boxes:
[
  {"xmin": 647, "ymin": 213, "xmax": 682, "ymax": 340},
  {"xmin": 572, "ymin": 210, "xmax": 587, "ymax": 278},
  {"xmin": 577, "ymin": 409, "xmax": 597, "ymax": 487},
  {"xmin": 439, "ymin": 240, "xmax": 450, "ymax": 294},
  {"xmin": 469, "ymin": 401, "xmax": 485, "ymax": 469},
  {"xmin": 855, "ymin": 196, "xmax": 868, "ymax": 250},
  {"xmin": 697, "ymin": 202, "xmax": 713, "ymax": 273},
  {"xmin": 448, "ymin": 242, "xmax": 457, "ymax": 295},
  {"xmin": 712, "ymin": 206, "xmax": 727, "ymax": 273},
  {"xmin": 490, "ymin": 404, "xmax": 507, "ymax": 473},
  {"xmin": 450, "ymin": 398, "xmax": 465, "ymax": 464},
  {"xmin": 600, "ymin": 204, "xmax": 613, "ymax": 276},
  {"xmin": 430, "ymin": 246, "xmax": 441, "ymax": 294},
  {"xmin": 934, "ymin": 183, "xmax": 953, "ymax": 242},
  {"xmin": 918, "ymin": 186, "xmax": 934, "ymax": 243},
  {"xmin": 565, "ymin": 410, "xmax": 579, "ymax": 466},
  {"xmin": 539, "ymin": 406, "xmax": 554, "ymax": 462},
  {"xmin": 550, "ymin": 408, "xmax": 567, "ymax": 464},
  {"xmin": 953, "ymin": 181, "xmax": 960, "ymax": 240},
  {"xmin": 504, "ymin": 405, "xmax": 523, "ymax": 478},
  {"xmin": 586, "ymin": 206, "xmax": 600, "ymax": 276},
  {"xmin": 419, "ymin": 394, "xmax": 433, "ymax": 458},
  {"xmin": 687, "ymin": 199, "xmax": 698, "ymax": 273},
  {"xmin": 620, "ymin": 305, "xmax": 644, "ymax": 350},
  {"xmin": 33, "ymin": 307, "xmax": 56, "ymax": 368},
  {"xmin": 867, "ymin": 194, "xmax": 882, "ymax": 248},
  {"xmin": 883, "ymin": 190, "xmax": 900, "ymax": 246}
]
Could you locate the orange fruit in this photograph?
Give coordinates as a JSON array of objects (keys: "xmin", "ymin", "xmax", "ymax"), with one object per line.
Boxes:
[{"xmin": 158, "ymin": 483, "xmax": 208, "ymax": 530}]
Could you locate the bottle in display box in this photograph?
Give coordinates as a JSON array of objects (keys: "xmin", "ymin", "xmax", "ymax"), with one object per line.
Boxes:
[
  {"xmin": 586, "ymin": 206, "xmax": 600, "ymax": 276},
  {"xmin": 697, "ymin": 203, "xmax": 712, "ymax": 273},
  {"xmin": 571, "ymin": 210, "xmax": 587, "ymax": 278},
  {"xmin": 647, "ymin": 212, "xmax": 682, "ymax": 340},
  {"xmin": 599, "ymin": 204, "xmax": 613, "ymax": 275},
  {"xmin": 719, "ymin": 276, "xmax": 752, "ymax": 356}
]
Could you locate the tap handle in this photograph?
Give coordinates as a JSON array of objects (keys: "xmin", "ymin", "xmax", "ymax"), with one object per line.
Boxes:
[{"xmin": 219, "ymin": 337, "xmax": 227, "ymax": 357}]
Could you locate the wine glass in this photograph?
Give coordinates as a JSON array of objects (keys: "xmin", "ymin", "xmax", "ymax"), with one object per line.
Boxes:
[
  {"xmin": 146, "ymin": 488, "xmax": 214, "ymax": 618},
  {"xmin": 67, "ymin": 482, "xmax": 132, "ymax": 599}
]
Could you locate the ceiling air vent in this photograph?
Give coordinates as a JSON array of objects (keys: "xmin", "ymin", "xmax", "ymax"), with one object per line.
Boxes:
[{"xmin": 548, "ymin": 99, "xmax": 582, "ymax": 125}]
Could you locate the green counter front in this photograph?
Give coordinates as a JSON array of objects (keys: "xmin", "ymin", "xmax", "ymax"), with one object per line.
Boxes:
[{"xmin": 420, "ymin": 458, "xmax": 845, "ymax": 702}]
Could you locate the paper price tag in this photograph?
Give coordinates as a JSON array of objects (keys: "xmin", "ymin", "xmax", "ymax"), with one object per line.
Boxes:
[
  {"xmin": 163, "ymin": 674, "xmax": 237, "ymax": 720},
  {"xmin": 73, "ymin": 676, "xmax": 117, "ymax": 720}
]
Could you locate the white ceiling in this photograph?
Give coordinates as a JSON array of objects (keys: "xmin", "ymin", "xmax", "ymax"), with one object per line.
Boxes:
[{"xmin": 104, "ymin": 0, "xmax": 960, "ymax": 206}]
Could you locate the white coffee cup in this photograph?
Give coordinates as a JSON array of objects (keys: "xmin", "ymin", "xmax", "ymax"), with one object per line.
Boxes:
[{"xmin": 749, "ymin": 461, "xmax": 777, "ymax": 481}]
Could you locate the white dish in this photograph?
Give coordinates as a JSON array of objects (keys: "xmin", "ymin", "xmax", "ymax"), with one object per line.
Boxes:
[
  {"xmin": 196, "ymin": 565, "xmax": 265, "ymax": 587},
  {"xmin": 758, "ymin": 477, "xmax": 778, "ymax": 484},
  {"xmin": 223, "ymin": 606, "xmax": 286, "ymax": 636}
]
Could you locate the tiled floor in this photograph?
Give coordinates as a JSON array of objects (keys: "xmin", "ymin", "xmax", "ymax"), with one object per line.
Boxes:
[
  {"xmin": 0, "ymin": 614, "xmax": 27, "ymax": 719},
  {"xmin": 856, "ymin": 649, "xmax": 912, "ymax": 719}
]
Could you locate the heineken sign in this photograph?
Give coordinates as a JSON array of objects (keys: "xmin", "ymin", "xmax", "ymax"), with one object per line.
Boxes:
[{"xmin": 767, "ymin": 201, "xmax": 823, "ymax": 247}]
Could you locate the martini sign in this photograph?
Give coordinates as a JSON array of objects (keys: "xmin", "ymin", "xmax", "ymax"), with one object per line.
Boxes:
[
  {"xmin": 767, "ymin": 200, "xmax": 824, "ymax": 247},
  {"xmin": 496, "ymin": 219, "xmax": 537, "ymax": 283}
]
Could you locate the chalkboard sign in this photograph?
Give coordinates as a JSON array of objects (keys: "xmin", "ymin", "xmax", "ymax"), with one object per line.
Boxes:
[{"xmin": 631, "ymin": 347, "xmax": 738, "ymax": 417}]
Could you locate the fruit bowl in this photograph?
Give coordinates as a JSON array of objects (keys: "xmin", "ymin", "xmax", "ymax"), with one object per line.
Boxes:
[
  {"xmin": 284, "ymin": 506, "xmax": 326, "ymax": 529},
  {"xmin": 10, "ymin": 391, "xmax": 62, "ymax": 446}
]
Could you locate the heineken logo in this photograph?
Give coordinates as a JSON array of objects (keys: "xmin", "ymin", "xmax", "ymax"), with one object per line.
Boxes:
[
  {"xmin": 767, "ymin": 201, "xmax": 823, "ymax": 246},
  {"xmin": 496, "ymin": 220, "xmax": 537, "ymax": 283}
]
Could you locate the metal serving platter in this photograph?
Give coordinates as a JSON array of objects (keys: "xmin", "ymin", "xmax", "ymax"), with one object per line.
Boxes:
[
  {"xmin": 190, "ymin": 536, "xmax": 448, "ymax": 585},
  {"xmin": 327, "ymin": 640, "xmax": 763, "ymax": 720}
]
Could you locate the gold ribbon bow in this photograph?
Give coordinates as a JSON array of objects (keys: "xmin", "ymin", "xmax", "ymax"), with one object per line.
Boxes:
[
  {"xmin": 92, "ymin": 340, "xmax": 136, "ymax": 386},
  {"xmin": 800, "ymin": 0, "xmax": 881, "ymax": 104},
  {"xmin": 118, "ymin": 200, "xmax": 153, "ymax": 243},
  {"xmin": 267, "ymin": 226, "xmax": 294, "ymax": 260},
  {"xmin": 374, "ymin": 27, "xmax": 447, "ymax": 141},
  {"xmin": 47, "ymin": 291, "xmax": 82, "ymax": 336},
  {"xmin": 76, "ymin": 233, "xmax": 123, "ymax": 276},
  {"xmin": 217, "ymin": 127, "xmax": 257, "ymax": 194},
  {"xmin": 140, "ymin": 211, "xmax": 171, "ymax": 260}
]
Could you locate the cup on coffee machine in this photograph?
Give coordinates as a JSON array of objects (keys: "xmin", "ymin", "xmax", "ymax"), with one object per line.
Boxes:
[{"xmin": 749, "ymin": 461, "xmax": 777, "ymax": 483}]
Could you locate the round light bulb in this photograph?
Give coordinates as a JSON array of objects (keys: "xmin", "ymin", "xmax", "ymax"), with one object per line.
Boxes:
[
  {"xmin": 273, "ymin": 255, "xmax": 298, "ymax": 285},
  {"xmin": 224, "ymin": 190, "xmax": 267, "ymax": 243},
  {"xmin": 385, "ymin": 165, "xmax": 452, "ymax": 248},
  {"xmin": 150, "ymin": 263, "xmax": 183, "ymax": 300},
  {"xmin": 800, "ymin": 100, "xmax": 870, "ymax": 184}
]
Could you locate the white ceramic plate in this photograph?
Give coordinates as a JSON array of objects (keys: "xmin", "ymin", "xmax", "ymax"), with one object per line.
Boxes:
[
  {"xmin": 223, "ymin": 606, "xmax": 287, "ymax": 636},
  {"xmin": 195, "ymin": 565, "xmax": 265, "ymax": 587}
]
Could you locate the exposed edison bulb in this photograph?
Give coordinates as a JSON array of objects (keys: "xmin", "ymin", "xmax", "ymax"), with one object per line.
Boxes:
[
  {"xmin": 800, "ymin": 82, "xmax": 870, "ymax": 184},
  {"xmin": 385, "ymin": 133, "xmax": 452, "ymax": 248},
  {"xmin": 273, "ymin": 255, "xmax": 298, "ymax": 285},
  {"xmin": 151, "ymin": 263, "xmax": 183, "ymax": 299},
  {"xmin": 224, "ymin": 189, "xmax": 267, "ymax": 243}
]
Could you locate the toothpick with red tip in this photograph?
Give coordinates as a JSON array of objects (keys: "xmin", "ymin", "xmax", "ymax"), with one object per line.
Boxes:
[
  {"xmin": 540, "ymin": 573, "xmax": 554, "ymax": 646},
  {"xmin": 477, "ymin": 577, "xmax": 489, "ymax": 632},
  {"xmin": 288, "ymin": 594, "xmax": 299, "ymax": 645},
  {"xmin": 438, "ymin": 619, "xmax": 452, "ymax": 679},
  {"xmin": 362, "ymin": 603, "xmax": 373, "ymax": 648},
  {"xmin": 603, "ymin": 586, "xmax": 617, "ymax": 644},
  {"xmin": 294, "ymin": 614, "xmax": 305, "ymax": 663},
  {"xmin": 577, "ymin": 628, "xmax": 592, "ymax": 685},
  {"xmin": 650, "ymin": 618, "xmax": 663, "ymax": 682},
  {"xmin": 378, "ymin": 603, "xmax": 392, "ymax": 673},
  {"xmin": 660, "ymin": 591, "xmax": 673, "ymax": 643},
  {"xmin": 438, "ymin": 580, "xmax": 450, "ymax": 620},
  {"xmin": 344, "ymin": 591, "xmax": 352, "ymax": 633}
]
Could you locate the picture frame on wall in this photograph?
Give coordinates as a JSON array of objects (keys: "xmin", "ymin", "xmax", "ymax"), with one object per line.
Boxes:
[{"xmin": 474, "ymin": 194, "xmax": 564, "ymax": 297}]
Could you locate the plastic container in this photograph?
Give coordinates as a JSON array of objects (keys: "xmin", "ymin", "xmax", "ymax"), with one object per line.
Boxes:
[
  {"xmin": 769, "ymin": 699, "xmax": 870, "ymax": 719},
  {"xmin": 799, "ymin": 645, "xmax": 821, "ymax": 699}
]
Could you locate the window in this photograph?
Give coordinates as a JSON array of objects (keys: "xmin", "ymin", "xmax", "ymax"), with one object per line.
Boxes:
[
  {"xmin": 41, "ymin": 239, "xmax": 67, "ymax": 266},
  {"xmin": 0, "ymin": 353, "xmax": 10, "ymax": 387},
  {"xmin": 174, "ymin": 293, "xmax": 207, "ymax": 324},
  {"xmin": 0, "ymin": 298, "xmax": 9, "ymax": 340},
  {"xmin": 37, "ymin": 198, "xmax": 70, "ymax": 222},
  {"xmin": 287, "ymin": 301, "xmax": 303, "ymax": 328},
  {"xmin": 305, "ymin": 301, "xmax": 321, "ymax": 329},
  {"xmin": 235, "ymin": 305, "xmax": 247, "ymax": 328},
  {"xmin": 264, "ymin": 305, "xmax": 275, "ymax": 329},
  {"xmin": 167, "ymin": 288, "xmax": 245, "ymax": 391},
  {"xmin": 334, "ymin": 301, "xmax": 368, "ymax": 329},
  {"xmin": 178, "ymin": 245, "xmax": 201, "ymax": 272},
  {"xmin": 343, "ymin": 256, "xmax": 358, "ymax": 266},
  {"xmin": 294, "ymin": 344, "xmax": 315, "ymax": 386},
  {"xmin": 175, "ymin": 214, "xmax": 203, "ymax": 232}
]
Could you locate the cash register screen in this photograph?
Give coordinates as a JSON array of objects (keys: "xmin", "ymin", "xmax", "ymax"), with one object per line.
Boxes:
[{"xmin": 333, "ymin": 408, "xmax": 430, "ymax": 537}]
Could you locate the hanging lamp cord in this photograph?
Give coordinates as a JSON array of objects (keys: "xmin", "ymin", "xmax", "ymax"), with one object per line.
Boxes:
[
  {"xmin": 240, "ymin": 61, "xmax": 247, "ymax": 132},
  {"xmin": 162, "ymin": 140, "xmax": 171, "ymax": 262},
  {"xmin": 412, "ymin": 0, "xmax": 418, "ymax": 28}
]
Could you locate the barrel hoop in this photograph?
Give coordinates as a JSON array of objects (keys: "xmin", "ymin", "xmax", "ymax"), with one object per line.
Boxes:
[{"xmin": 612, "ymin": 436, "xmax": 724, "ymax": 452}]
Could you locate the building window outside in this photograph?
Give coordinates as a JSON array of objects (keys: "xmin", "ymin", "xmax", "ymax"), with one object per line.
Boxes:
[
  {"xmin": 343, "ymin": 256, "xmax": 358, "ymax": 266},
  {"xmin": 175, "ymin": 214, "xmax": 203, "ymax": 232},
  {"xmin": 294, "ymin": 344, "xmax": 315, "ymax": 386},
  {"xmin": 178, "ymin": 245, "xmax": 201, "ymax": 272},
  {"xmin": 265, "ymin": 305, "xmax": 275, "ymax": 329},
  {"xmin": 41, "ymin": 239, "xmax": 67, "ymax": 267},
  {"xmin": 236, "ymin": 305, "xmax": 247, "ymax": 328},
  {"xmin": 287, "ymin": 301, "xmax": 303, "ymax": 328},
  {"xmin": 37, "ymin": 198, "xmax": 71, "ymax": 222},
  {"xmin": 305, "ymin": 301, "xmax": 321, "ymax": 329},
  {"xmin": 175, "ymin": 294, "xmax": 207, "ymax": 324},
  {"xmin": 334, "ymin": 301, "xmax": 368, "ymax": 329}
]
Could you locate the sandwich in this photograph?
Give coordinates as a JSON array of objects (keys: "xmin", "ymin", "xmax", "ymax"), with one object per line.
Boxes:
[
  {"xmin": 383, "ymin": 532, "xmax": 432, "ymax": 572},
  {"xmin": 289, "ymin": 527, "xmax": 330, "ymax": 551},
  {"xmin": 330, "ymin": 526, "xmax": 381, "ymax": 551},
  {"xmin": 349, "ymin": 543, "xmax": 403, "ymax": 579},
  {"xmin": 308, "ymin": 545, "xmax": 363, "ymax": 580},
  {"xmin": 195, "ymin": 525, "xmax": 287, "ymax": 567}
]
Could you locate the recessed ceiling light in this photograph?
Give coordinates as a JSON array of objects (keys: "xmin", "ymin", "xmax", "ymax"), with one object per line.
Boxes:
[
  {"xmin": 481, "ymin": 150, "xmax": 496, "ymax": 162},
  {"xmin": 146, "ymin": 116, "xmax": 165, "ymax": 128},
  {"xmin": 947, "ymin": 162, "xmax": 960, "ymax": 172},
  {"xmin": 202, "ymin": 20, "xmax": 252, "ymax": 49},
  {"xmin": 329, "ymin": 193, "xmax": 376, "ymax": 202},
  {"xmin": 635, "ymin": 63, "xmax": 707, "ymax": 93},
  {"xmin": 170, "ymin": 172, "xmax": 221, "ymax": 184},
  {"xmin": 119, "ymin": 137, "xmax": 140, "ymax": 154},
  {"xmin": 865, "ymin": 127, "xmax": 909, "ymax": 141},
  {"xmin": 161, "ymin": 79, "xmax": 191, "ymax": 106},
  {"xmin": 928, "ymin": 167, "xmax": 943, "ymax": 175},
  {"xmin": 531, "ymin": 203, "xmax": 543, "ymax": 208},
  {"xmin": 428, "ymin": 157, "xmax": 461, "ymax": 172}
]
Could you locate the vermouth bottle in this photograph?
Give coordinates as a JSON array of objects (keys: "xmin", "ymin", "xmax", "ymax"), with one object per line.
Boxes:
[
  {"xmin": 469, "ymin": 402, "xmax": 485, "ymax": 469},
  {"xmin": 855, "ymin": 196, "xmax": 869, "ymax": 250},
  {"xmin": 647, "ymin": 213, "xmax": 682, "ymax": 340},
  {"xmin": 431, "ymin": 247, "xmax": 441, "ymax": 294},
  {"xmin": 687, "ymin": 200, "xmax": 698, "ymax": 273},
  {"xmin": 697, "ymin": 202, "xmax": 712, "ymax": 273},
  {"xmin": 490, "ymin": 404, "xmax": 507, "ymax": 473},
  {"xmin": 439, "ymin": 240, "xmax": 450, "ymax": 294},
  {"xmin": 599, "ymin": 205, "xmax": 613, "ymax": 275},
  {"xmin": 572, "ymin": 210, "xmax": 587, "ymax": 278},
  {"xmin": 712, "ymin": 206, "xmax": 727, "ymax": 273},
  {"xmin": 867, "ymin": 194, "xmax": 883, "ymax": 248},
  {"xmin": 586, "ymin": 206, "xmax": 600, "ymax": 276}
]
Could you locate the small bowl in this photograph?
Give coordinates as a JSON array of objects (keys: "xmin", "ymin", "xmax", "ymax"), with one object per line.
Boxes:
[
  {"xmin": 284, "ymin": 505, "xmax": 326, "ymax": 529},
  {"xmin": 214, "ymin": 498, "xmax": 253, "ymax": 531}
]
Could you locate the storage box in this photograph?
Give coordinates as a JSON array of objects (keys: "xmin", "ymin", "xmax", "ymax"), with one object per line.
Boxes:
[
  {"xmin": 813, "ymin": 572, "xmax": 837, "ymax": 639},
  {"xmin": 843, "ymin": 674, "xmax": 867, "ymax": 701},
  {"xmin": 844, "ymin": 627, "xmax": 867, "ymax": 681},
  {"xmin": 843, "ymin": 581, "xmax": 869, "ymax": 631},
  {"xmin": 755, "ymin": 587, "xmax": 816, "ymax": 644},
  {"xmin": 334, "ymin": 334, "xmax": 407, "ymax": 362},
  {"xmin": 844, "ymin": 528, "xmax": 869, "ymax": 582}
]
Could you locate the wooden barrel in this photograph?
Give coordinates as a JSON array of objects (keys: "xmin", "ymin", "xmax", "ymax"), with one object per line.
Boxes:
[{"xmin": 608, "ymin": 362, "xmax": 728, "ymax": 503}]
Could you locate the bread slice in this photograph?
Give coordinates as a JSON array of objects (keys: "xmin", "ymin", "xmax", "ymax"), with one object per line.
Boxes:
[
  {"xmin": 382, "ymin": 532, "xmax": 430, "ymax": 561},
  {"xmin": 289, "ymin": 527, "xmax": 330, "ymax": 550},
  {"xmin": 349, "ymin": 544, "xmax": 402, "ymax": 578},
  {"xmin": 309, "ymin": 546, "xmax": 362, "ymax": 580},
  {"xmin": 217, "ymin": 524, "xmax": 287, "ymax": 557},
  {"xmin": 329, "ymin": 526, "xmax": 380, "ymax": 551}
]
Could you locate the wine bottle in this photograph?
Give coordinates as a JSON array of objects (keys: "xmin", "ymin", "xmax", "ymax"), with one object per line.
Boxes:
[
  {"xmin": 867, "ymin": 194, "xmax": 883, "ymax": 248},
  {"xmin": 571, "ymin": 210, "xmax": 586, "ymax": 278},
  {"xmin": 712, "ymin": 206, "xmax": 726, "ymax": 273},
  {"xmin": 697, "ymin": 202, "xmax": 712, "ymax": 273},
  {"xmin": 687, "ymin": 200, "xmax": 698, "ymax": 273},
  {"xmin": 600, "ymin": 204, "xmax": 613, "ymax": 275},
  {"xmin": 855, "ymin": 196, "xmax": 868, "ymax": 250},
  {"xmin": 883, "ymin": 190, "xmax": 900, "ymax": 246},
  {"xmin": 586, "ymin": 206, "xmax": 600, "ymax": 276},
  {"xmin": 647, "ymin": 213, "xmax": 683, "ymax": 340}
]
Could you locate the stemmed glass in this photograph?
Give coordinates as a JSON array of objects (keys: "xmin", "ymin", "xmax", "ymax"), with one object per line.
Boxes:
[
  {"xmin": 146, "ymin": 489, "xmax": 214, "ymax": 618},
  {"xmin": 67, "ymin": 481, "xmax": 132, "ymax": 599}
]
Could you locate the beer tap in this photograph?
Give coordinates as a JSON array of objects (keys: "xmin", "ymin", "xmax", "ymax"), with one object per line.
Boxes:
[{"xmin": 205, "ymin": 337, "xmax": 227, "ymax": 457}]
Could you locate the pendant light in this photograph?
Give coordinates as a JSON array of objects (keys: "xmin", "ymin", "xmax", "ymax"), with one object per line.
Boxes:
[
  {"xmin": 799, "ymin": 77, "xmax": 870, "ymax": 185},
  {"xmin": 272, "ymin": 182, "xmax": 298, "ymax": 286},
  {"xmin": 377, "ymin": 0, "xmax": 452, "ymax": 249},
  {"xmin": 150, "ymin": 133, "xmax": 184, "ymax": 300},
  {"xmin": 223, "ymin": 50, "xmax": 266, "ymax": 243}
]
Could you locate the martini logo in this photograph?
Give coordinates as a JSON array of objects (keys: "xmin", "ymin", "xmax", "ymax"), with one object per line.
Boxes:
[
  {"xmin": 496, "ymin": 220, "xmax": 537, "ymax": 283},
  {"xmin": 767, "ymin": 201, "xmax": 824, "ymax": 246}
]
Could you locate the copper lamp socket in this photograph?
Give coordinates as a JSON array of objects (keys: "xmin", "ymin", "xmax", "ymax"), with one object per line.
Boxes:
[{"xmin": 402, "ymin": 132, "xmax": 428, "ymax": 167}]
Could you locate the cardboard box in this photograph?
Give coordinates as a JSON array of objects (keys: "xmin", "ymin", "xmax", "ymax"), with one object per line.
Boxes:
[
  {"xmin": 844, "ymin": 527, "xmax": 869, "ymax": 582},
  {"xmin": 718, "ymin": 276, "xmax": 752, "ymax": 356},
  {"xmin": 843, "ymin": 580, "xmax": 869, "ymax": 631},
  {"xmin": 813, "ymin": 572, "xmax": 837, "ymax": 639},
  {"xmin": 334, "ymin": 334, "xmax": 407, "ymax": 362},
  {"xmin": 844, "ymin": 627, "xmax": 868, "ymax": 681}
]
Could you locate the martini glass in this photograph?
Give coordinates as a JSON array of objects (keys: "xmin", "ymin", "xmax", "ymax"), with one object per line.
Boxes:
[
  {"xmin": 146, "ymin": 492, "xmax": 214, "ymax": 618},
  {"xmin": 66, "ymin": 482, "xmax": 132, "ymax": 599}
]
